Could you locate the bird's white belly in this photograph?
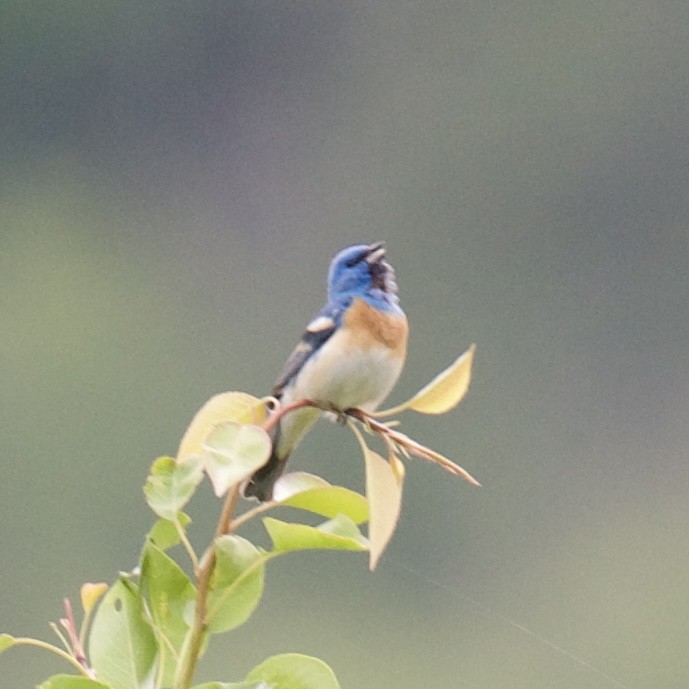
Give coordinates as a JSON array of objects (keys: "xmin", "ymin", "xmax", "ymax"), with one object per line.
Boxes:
[
  {"xmin": 287, "ymin": 341, "xmax": 403, "ymax": 412},
  {"xmin": 275, "ymin": 324, "xmax": 405, "ymax": 458}
]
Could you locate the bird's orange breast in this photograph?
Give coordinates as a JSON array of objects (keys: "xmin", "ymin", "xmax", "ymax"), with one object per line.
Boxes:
[{"xmin": 342, "ymin": 298, "xmax": 408, "ymax": 358}]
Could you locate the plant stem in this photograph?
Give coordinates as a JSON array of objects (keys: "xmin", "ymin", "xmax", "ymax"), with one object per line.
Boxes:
[
  {"xmin": 229, "ymin": 500, "xmax": 274, "ymax": 532},
  {"xmin": 49, "ymin": 622, "xmax": 72, "ymax": 653},
  {"xmin": 13, "ymin": 638, "xmax": 92, "ymax": 677},
  {"xmin": 172, "ymin": 485, "xmax": 240, "ymax": 689},
  {"xmin": 176, "ymin": 518, "xmax": 199, "ymax": 570},
  {"xmin": 216, "ymin": 482, "xmax": 240, "ymax": 537}
]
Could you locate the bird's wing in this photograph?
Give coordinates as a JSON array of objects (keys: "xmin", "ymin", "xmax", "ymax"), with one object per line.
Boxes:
[{"xmin": 271, "ymin": 302, "xmax": 346, "ymax": 398}]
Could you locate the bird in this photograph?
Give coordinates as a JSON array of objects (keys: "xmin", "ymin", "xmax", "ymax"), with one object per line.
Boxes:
[{"xmin": 243, "ymin": 242, "xmax": 408, "ymax": 501}]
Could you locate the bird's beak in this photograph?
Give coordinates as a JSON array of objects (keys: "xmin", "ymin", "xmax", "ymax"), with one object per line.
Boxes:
[{"xmin": 365, "ymin": 241, "xmax": 386, "ymax": 264}]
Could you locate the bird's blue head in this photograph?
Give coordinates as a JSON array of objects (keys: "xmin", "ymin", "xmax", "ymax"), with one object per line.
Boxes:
[{"xmin": 327, "ymin": 242, "xmax": 401, "ymax": 311}]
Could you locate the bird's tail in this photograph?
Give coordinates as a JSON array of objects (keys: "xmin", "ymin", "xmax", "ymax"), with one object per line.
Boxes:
[{"xmin": 242, "ymin": 425, "xmax": 288, "ymax": 502}]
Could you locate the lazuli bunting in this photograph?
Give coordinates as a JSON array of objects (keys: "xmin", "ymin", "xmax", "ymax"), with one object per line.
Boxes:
[{"xmin": 244, "ymin": 242, "xmax": 408, "ymax": 501}]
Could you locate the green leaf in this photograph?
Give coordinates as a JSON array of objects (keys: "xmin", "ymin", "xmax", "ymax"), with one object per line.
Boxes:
[
  {"xmin": 272, "ymin": 471, "xmax": 330, "ymax": 499},
  {"xmin": 178, "ymin": 392, "xmax": 268, "ymax": 462},
  {"xmin": 202, "ymin": 422, "xmax": 271, "ymax": 497},
  {"xmin": 206, "ymin": 536, "xmax": 265, "ymax": 633},
  {"xmin": 147, "ymin": 513, "xmax": 192, "ymax": 551},
  {"xmin": 264, "ymin": 515, "xmax": 368, "ymax": 553},
  {"xmin": 144, "ymin": 456, "xmax": 203, "ymax": 520},
  {"xmin": 140, "ymin": 542, "xmax": 196, "ymax": 685},
  {"xmin": 246, "ymin": 653, "xmax": 341, "ymax": 689},
  {"xmin": 362, "ymin": 443, "xmax": 404, "ymax": 571},
  {"xmin": 37, "ymin": 676, "xmax": 111, "ymax": 689},
  {"xmin": 375, "ymin": 344, "xmax": 476, "ymax": 416},
  {"xmin": 0, "ymin": 634, "xmax": 15, "ymax": 653},
  {"xmin": 89, "ymin": 579, "xmax": 157, "ymax": 689},
  {"xmin": 279, "ymin": 480, "xmax": 369, "ymax": 525}
]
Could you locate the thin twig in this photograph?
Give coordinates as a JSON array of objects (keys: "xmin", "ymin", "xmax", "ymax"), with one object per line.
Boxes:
[
  {"xmin": 261, "ymin": 398, "xmax": 316, "ymax": 434},
  {"xmin": 60, "ymin": 598, "xmax": 96, "ymax": 678},
  {"xmin": 176, "ymin": 519, "xmax": 200, "ymax": 570},
  {"xmin": 229, "ymin": 500, "xmax": 275, "ymax": 533},
  {"xmin": 49, "ymin": 621, "xmax": 72, "ymax": 653},
  {"xmin": 13, "ymin": 637, "xmax": 93, "ymax": 677},
  {"xmin": 346, "ymin": 408, "xmax": 481, "ymax": 486}
]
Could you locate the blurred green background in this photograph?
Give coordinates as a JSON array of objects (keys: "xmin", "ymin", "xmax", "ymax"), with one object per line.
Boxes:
[{"xmin": 2, "ymin": 2, "xmax": 689, "ymax": 687}]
